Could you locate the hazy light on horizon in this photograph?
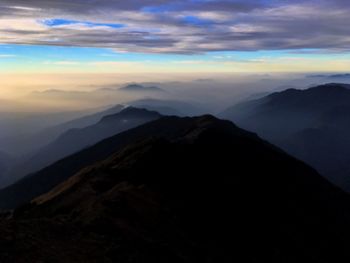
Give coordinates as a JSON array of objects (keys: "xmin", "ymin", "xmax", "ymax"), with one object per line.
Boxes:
[
  {"xmin": 0, "ymin": 71, "xmax": 342, "ymax": 113},
  {"xmin": 0, "ymin": 0, "xmax": 350, "ymax": 112}
]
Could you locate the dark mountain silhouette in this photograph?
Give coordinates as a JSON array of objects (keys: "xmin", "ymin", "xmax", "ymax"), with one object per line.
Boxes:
[
  {"xmin": 0, "ymin": 115, "xmax": 350, "ymax": 262},
  {"xmin": 5, "ymin": 107, "xmax": 161, "ymax": 188},
  {"xmin": 220, "ymin": 83, "xmax": 350, "ymax": 190},
  {"xmin": 120, "ymin": 83, "xmax": 164, "ymax": 92}
]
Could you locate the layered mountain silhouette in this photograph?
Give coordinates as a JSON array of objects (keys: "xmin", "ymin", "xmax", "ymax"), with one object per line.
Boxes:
[
  {"xmin": 220, "ymin": 83, "xmax": 350, "ymax": 189},
  {"xmin": 0, "ymin": 104, "xmax": 125, "ymax": 157},
  {"xmin": 43, "ymin": 104, "xmax": 126, "ymax": 141},
  {"xmin": 0, "ymin": 115, "xmax": 350, "ymax": 262},
  {"xmin": 5, "ymin": 107, "xmax": 161, "ymax": 188}
]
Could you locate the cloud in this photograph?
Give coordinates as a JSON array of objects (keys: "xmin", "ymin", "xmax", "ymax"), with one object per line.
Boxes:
[
  {"xmin": 0, "ymin": 1, "xmax": 350, "ymax": 54},
  {"xmin": 0, "ymin": 54, "xmax": 16, "ymax": 58},
  {"xmin": 43, "ymin": 60, "xmax": 80, "ymax": 65}
]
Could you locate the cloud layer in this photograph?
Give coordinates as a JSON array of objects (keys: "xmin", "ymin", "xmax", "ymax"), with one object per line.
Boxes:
[{"xmin": 1, "ymin": 0, "xmax": 350, "ymax": 54}]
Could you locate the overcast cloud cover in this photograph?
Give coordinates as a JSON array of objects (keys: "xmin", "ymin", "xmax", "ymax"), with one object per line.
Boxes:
[{"xmin": 1, "ymin": 0, "xmax": 350, "ymax": 54}]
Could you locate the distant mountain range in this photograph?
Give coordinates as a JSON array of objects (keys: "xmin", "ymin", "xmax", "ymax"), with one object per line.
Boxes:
[
  {"xmin": 0, "ymin": 109, "xmax": 98, "ymax": 146},
  {"xmin": 1, "ymin": 98, "xmax": 204, "ymax": 159},
  {"xmin": 0, "ymin": 105, "xmax": 126, "ymax": 157},
  {"xmin": 308, "ymin": 73, "xmax": 350, "ymax": 79},
  {"xmin": 1, "ymin": 115, "xmax": 350, "ymax": 262},
  {"xmin": 0, "ymin": 106, "xmax": 126, "ymax": 186},
  {"xmin": 4, "ymin": 107, "xmax": 161, "ymax": 188},
  {"xmin": 220, "ymin": 83, "xmax": 350, "ymax": 190},
  {"xmin": 120, "ymin": 83, "xmax": 164, "ymax": 92}
]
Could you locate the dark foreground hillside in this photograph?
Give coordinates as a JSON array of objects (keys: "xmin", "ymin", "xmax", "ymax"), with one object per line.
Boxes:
[{"xmin": 0, "ymin": 115, "xmax": 350, "ymax": 262}]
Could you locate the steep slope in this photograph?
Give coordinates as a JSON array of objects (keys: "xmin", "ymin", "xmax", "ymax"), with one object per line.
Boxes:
[
  {"xmin": 0, "ymin": 115, "xmax": 350, "ymax": 262},
  {"xmin": 282, "ymin": 126, "xmax": 350, "ymax": 187},
  {"xmin": 221, "ymin": 83, "xmax": 350, "ymax": 139},
  {"xmin": 220, "ymin": 83, "xmax": 350, "ymax": 190},
  {"xmin": 6, "ymin": 107, "xmax": 161, "ymax": 187}
]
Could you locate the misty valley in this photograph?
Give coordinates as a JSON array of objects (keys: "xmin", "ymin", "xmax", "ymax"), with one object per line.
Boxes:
[{"xmin": 1, "ymin": 77, "xmax": 350, "ymax": 262}]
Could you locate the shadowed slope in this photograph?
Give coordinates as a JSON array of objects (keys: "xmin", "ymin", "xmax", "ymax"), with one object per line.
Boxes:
[{"xmin": 220, "ymin": 83, "xmax": 350, "ymax": 190}]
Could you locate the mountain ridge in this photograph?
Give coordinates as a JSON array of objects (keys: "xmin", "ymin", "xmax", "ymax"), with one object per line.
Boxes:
[
  {"xmin": 1, "ymin": 114, "xmax": 350, "ymax": 262},
  {"xmin": 0, "ymin": 114, "xmax": 223, "ymax": 209},
  {"xmin": 220, "ymin": 83, "xmax": 350, "ymax": 190},
  {"xmin": 5, "ymin": 107, "xmax": 161, "ymax": 188}
]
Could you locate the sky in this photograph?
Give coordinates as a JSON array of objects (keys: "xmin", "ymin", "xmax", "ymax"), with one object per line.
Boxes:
[{"xmin": 0, "ymin": 0, "xmax": 350, "ymax": 74}]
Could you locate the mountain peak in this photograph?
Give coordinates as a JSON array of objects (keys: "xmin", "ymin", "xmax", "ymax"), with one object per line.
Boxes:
[
  {"xmin": 100, "ymin": 106, "xmax": 162, "ymax": 123},
  {"xmin": 189, "ymin": 114, "xmax": 221, "ymax": 125}
]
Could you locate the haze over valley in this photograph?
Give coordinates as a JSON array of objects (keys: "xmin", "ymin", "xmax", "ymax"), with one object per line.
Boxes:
[{"xmin": 2, "ymin": 0, "xmax": 350, "ymax": 262}]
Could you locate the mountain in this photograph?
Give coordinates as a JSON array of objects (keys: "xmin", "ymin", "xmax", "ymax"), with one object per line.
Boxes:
[
  {"xmin": 0, "ymin": 104, "xmax": 125, "ymax": 157},
  {"xmin": 128, "ymin": 98, "xmax": 204, "ymax": 116},
  {"xmin": 120, "ymin": 83, "xmax": 164, "ymax": 92},
  {"xmin": 308, "ymin": 74, "xmax": 350, "ymax": 80},
  {"xmin": 220, "ymin": 83, "xmax": 350, "ymax": 189},
  {"xmin": 5, "ymin": 107, "xmax": 161, "ymax": 188},
  {"xmin": 328, "ymin": 74, "xmax": 350, "ymax": 79},
  {"xmin": 43, "ymin": 104, "xmax": 126, "ymax": 138},
  {"xmin": 0, "ymin": 115, "xmax": 350, "ymax": 262}
]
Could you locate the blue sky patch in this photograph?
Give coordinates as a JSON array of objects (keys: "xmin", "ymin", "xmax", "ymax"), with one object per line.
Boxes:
[
  {"xmin": 42, "ymin": 19, "xmax": 125, "ymax": 29},
  {"xmin": 182, "ymin": 16, "xmax": 214, "ymax": 26}
]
